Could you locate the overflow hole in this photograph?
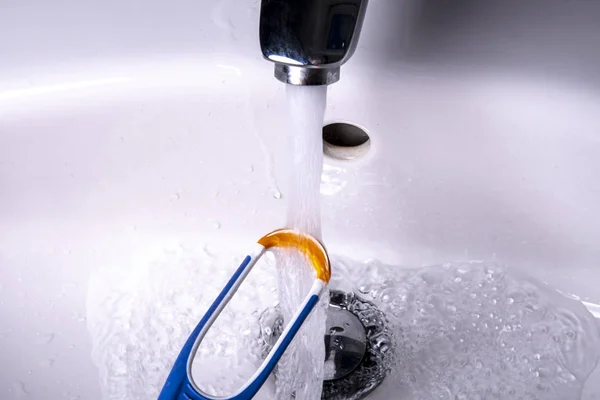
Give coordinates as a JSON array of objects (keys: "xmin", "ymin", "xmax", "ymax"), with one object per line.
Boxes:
[{"xmin": 323, "ymin": 122, "xmax": 371, "ymax": 160}]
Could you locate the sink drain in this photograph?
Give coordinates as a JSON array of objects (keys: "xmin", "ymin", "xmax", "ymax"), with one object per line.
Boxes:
[
  {"xmin": 259, "ymin": 290, "xmax": 393, "ymax": 399},
  {"xmin": 322, "ymin": 122, "xmax": 371, "ymax": 161}
]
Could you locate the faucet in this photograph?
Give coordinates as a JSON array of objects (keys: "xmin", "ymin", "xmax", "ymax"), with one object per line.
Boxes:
[{"xmin": 259, "ymin": 0, "xmax": 369, "ymax": 86}]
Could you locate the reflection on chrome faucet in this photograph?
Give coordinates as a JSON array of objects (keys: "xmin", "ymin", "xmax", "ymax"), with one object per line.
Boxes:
[{"xmin": 260, "ymin": 0, "xmax": 369, "ymax": 85}]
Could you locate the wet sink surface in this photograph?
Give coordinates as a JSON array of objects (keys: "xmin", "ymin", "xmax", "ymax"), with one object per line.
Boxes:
[
  {"xmin": 2, "ymin": 0, "xmax": 600, "ymax": 398},
  {"xmin": 2, "ymin": 56, "xmax": 600, "ymax": 399}
]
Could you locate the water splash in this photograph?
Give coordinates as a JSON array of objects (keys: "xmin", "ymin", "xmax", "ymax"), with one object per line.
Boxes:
[
  {"xmin": 87, "ymin": 245, "xmax": 600, "ymax": 400},
  {"xmin": 333, "ymin": 259, "xmax": 600, "ymax": 400}
]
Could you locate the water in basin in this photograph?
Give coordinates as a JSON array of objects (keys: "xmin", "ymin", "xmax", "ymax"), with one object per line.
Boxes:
[{"xmin": 87, "ymin": 246, "xmax": 600, "ymax": 400}]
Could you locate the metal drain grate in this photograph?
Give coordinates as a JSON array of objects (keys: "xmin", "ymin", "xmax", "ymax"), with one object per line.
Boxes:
[{"xmin": 259, "ymin": 290, "xmax": 393, "ymax": 399}]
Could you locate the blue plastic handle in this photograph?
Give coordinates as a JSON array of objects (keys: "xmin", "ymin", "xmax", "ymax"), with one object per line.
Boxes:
[{"xmin": 158, "ymin": 249, "xmax": 324, "ymax": 400}]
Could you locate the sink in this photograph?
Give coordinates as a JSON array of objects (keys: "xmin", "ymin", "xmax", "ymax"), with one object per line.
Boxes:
[{"xmin": 1, "ymin": 1, "xmax": 600, "ymax": 399}]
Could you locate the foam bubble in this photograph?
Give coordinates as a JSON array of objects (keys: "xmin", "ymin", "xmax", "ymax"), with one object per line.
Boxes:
[{"xmin": 334, "ymin": 259, "xmax": 600, "ymax": 400}]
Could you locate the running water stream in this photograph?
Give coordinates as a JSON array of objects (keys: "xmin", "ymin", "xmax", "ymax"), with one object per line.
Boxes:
[{"xmin": 272, "ymin": 85, "xmax": 328, "ymax": 399}]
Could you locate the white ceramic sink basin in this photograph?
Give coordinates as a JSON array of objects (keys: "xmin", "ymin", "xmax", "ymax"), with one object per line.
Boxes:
[{"xmin": 1, "ymin": 1, "xmax": 600, "ymax": 399}]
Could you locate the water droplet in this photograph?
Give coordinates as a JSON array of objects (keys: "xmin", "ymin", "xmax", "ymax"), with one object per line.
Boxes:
[
  {"xmin": 12, "ymin": 381, "xmax": 28, "ymax": 397},
  {"xmin": 34, "ymin": 333, "xmax": 54, "ymax": 345},
  {"xmin": 213, "ymin": 221, "xmax": 221, "ymax": 229},
  {"xmin": 358, "ymin": 284, "xmax": 371, "ymax": 294},
  {"xmin": 272, "ymin": 190, "xmax": 282, "ymax": 199},
  {"xmin": 39, "ymin": 358, "xmax": 55, "ymax": 368}
]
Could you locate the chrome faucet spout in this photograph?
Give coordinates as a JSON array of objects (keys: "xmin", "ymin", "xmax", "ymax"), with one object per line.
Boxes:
[{"xmin": 259, "ymin": 0, "xmax": 369, "ymax": 86}]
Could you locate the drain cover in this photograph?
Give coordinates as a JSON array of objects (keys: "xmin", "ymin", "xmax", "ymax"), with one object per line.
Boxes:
[
  {"xmin": 259, "ymin": 290, "xmax": 393, "ymax": 399},
  {"xmin": 324, "ymin": 306, "xmax": 367, "ymax": 381}
]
